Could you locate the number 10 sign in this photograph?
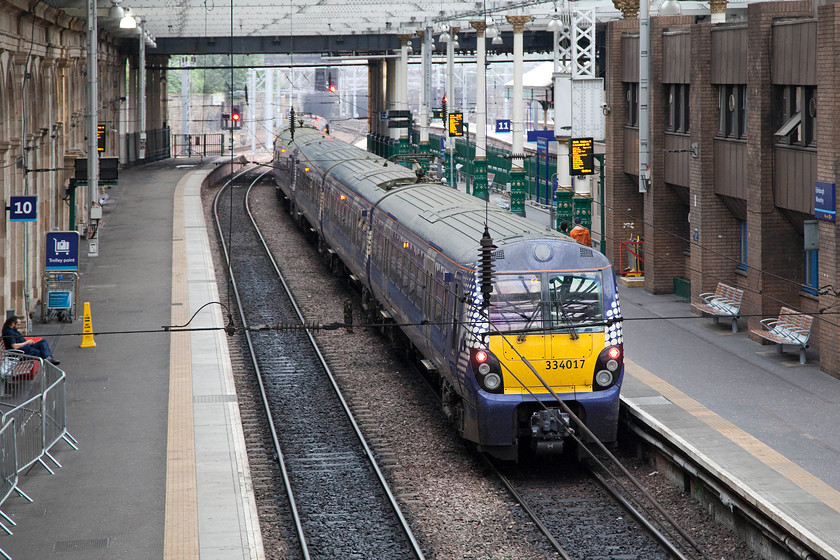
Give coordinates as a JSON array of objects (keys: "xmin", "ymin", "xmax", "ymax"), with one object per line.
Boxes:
[{"xmin": 9, "ymin": 196, "xmax": 37, "ymax": 222}]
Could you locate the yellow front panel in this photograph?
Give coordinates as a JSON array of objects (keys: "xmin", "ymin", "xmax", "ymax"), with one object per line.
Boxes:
[{"xmin": 489, "ymin": 332, "xmax": 605, "ymax": 395}]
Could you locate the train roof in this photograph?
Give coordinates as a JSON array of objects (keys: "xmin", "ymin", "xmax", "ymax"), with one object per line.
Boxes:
[{"xmin": 277, "ymin": 126, "xmax": 610, "ymax": 270}]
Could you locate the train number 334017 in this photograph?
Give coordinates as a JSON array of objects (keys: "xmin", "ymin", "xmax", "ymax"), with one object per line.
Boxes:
[{"xmin": 545, "ymin": 359, "xmax": 583, "ymax": 370}]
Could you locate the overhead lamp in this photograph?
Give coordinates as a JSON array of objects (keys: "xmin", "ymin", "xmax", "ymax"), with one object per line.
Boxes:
[
  {"xmin": 492, "ymin": 34, "xmax": 503, "ymax": 45},
  {"xmin": 547, "ymin": 13, "xmax": 563, "ymax": 32},
  {"xmin": 451, "ymin": 34, "xmax": 459, "ymax": 49},
  {"xmin": 109, "ymin": 0, "xmax": 125, "ymax": 21},
  {"xmin": 485, "ymin": 25, "xmax": 498, "ymax": 39},
  {"xmin": 659, "ymin": 0, "xmax": 682, "ymax": 15},
  {"xmin": 439, "ymin": 30, "xmax": 451, "ymax": 42},
  {"xmin": 119, "ymin": 9, "xmax": 137, "ymax": 29}
]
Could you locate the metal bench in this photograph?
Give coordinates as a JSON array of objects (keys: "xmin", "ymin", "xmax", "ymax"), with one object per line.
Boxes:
[
  {"xmin": 750, "ymin": 307, "xmax": 814, "ymax": 364},
  {"xmin": 691, "ymin": 282, "xmax": 744, "ymax": 333}
]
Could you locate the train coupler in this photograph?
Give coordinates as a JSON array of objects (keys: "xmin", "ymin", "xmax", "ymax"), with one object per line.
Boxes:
[{"xmin": 530, "ymin": 410, "xmax": 572, "ymax": 455}]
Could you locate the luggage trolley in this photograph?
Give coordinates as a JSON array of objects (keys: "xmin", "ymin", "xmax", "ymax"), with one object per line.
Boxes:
[{"xmin": 42, "ymin": 272, "xmax": 79, "ymax": 323}]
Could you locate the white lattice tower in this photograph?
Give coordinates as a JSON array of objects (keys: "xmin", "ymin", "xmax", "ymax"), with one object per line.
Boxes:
[{"xmin": 572, "ymin": 9, "xmax": 597, "ymax": 79}]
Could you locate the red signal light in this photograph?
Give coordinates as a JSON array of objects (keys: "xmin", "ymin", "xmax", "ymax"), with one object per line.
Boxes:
[
  {"xmin": 328, "ymin": 84, "xmax": 337, "ymax": 93},
  {"xmin": 231, "ymin": 112, "xmax": 240, "ymax": 121}
]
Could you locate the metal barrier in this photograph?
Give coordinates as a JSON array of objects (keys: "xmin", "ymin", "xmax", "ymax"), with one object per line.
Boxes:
[
  {"xmin": 171, "ymin": 134, "xmax": 225, "ymax": 158},
  {"xmin": 0, "ymin": 356, "xmax": 77, "ymax": 478},
  {"xmin": 619, "ymin": 238, "xmax": 645, "ymax": 277}
]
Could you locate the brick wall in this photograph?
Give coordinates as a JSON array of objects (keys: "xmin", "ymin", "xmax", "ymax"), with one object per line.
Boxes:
[
  {"xmin": 604, "ymin": 19, "xmax": 645, "ymax": 269},
  {"xmin": 744, "ymin": 1, "xmax": 813, "ymax": 338},
  {"xmin": 688, "ymin": 25, "xmax": 741, "ymax": 302},
  {"xmin": 816, "ymin": 3, "xmax": 840, "ymax": 378}
]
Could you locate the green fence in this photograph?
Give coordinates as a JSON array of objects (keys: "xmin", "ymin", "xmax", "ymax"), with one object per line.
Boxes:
[{"xmin": 367, "ymin": 128, "xmax": 560, "ymax": 202}]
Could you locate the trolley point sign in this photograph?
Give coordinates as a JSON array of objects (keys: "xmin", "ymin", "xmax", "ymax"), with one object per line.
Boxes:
[{"xmin": 46, "ymin": 231, "xmax": 80, "ymax": 271}]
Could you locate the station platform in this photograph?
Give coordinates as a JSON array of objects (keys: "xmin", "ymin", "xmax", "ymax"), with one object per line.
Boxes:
[
  {"xmin": 2, "ymin": 158, "xmax": 838, "ymax": 559},
  {"xmin": 0, "ymin": 158, "xmax": 263, "ymax": 559},
  {"xmin": 518, "ymin": 196, "xmax": 840, "ymax": 559}
]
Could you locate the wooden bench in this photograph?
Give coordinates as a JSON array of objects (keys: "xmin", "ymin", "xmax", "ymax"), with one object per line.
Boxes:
[
  {"xmin": 750, "ymin": 307, "xmax": 814, "ymax": 364},
  {"xmin": 691, "ymin": 282, "xmax": 744, "ymax": 333}
]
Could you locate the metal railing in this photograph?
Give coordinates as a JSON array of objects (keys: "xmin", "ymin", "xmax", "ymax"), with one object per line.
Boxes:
[
  {"xmin": 0, "ymin": 351, "xmax": 78, "ymax": 555},
  {"xmin": 171, "ymin": 134, "xmax": 226, "ymax": 158}
]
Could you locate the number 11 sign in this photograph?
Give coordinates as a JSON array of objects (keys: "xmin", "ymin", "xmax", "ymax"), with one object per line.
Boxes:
[{"xmin": 9, "ymin": 196, "xmax": 37, "ymax": 222}]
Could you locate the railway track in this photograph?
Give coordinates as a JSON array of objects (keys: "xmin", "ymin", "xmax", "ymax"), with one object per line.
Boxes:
[
  {"xmin": 210, "ymin": 175, "xmax": 762, "ymax": 560},
  {"xmin": 212, "ymin": 169, "xmax": 424, "ymax": 560}
]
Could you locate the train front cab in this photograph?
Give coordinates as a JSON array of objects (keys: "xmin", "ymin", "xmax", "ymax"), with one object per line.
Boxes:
[{"xmin": 464, "ymin": 265, "xmax": 624, "ymax": 461}]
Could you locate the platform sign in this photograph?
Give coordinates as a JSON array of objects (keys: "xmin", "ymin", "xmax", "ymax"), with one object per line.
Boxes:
[
  {"xmin": 379, "ymin": 111, "xmax": 388, "ymax": 121},
  {"xmin": 46, "ymin": 231, "xmax": 80, "ymax": 271},
  {"xmin": 815, "ymin": 181, "xmax": 836, "ymax": 222},
  {"xmin": 47, "ymin": 291, "xmax": 73, "ymax": 309},
  {"xmin": 495, "ymin": 119, "xmax": 511, "ymax": 133},
  {"xmin": 569, "ymin": 137, "xmax": 595, "ymax": 176},
  {"xmin": 9, "ymin": 196, "xmax": 37, "ymax": 222},
  {"xmin": 448, "ymin": 112, "xmax": 464, "ymax": 137}
]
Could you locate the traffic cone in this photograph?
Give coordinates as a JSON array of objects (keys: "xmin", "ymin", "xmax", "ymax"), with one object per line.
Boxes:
[{"xmin": 80, "ymin": 302, "xmax": 96, "ymax": 348}]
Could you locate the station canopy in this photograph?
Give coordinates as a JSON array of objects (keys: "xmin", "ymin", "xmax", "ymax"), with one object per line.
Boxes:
[{"xmin": 40, "ymin": 0, "xmax": 713, "ymax": 55}]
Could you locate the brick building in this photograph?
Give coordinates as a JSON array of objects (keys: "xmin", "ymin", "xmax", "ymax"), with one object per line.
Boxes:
[{"xmin": 604, "ymin": 0, "xmax": 840, "ymax": 378}]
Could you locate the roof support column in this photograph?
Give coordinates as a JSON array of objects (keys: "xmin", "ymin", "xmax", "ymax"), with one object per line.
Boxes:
[
  {"xmin": 471, "ymin": 20, "xmax": 488, "ymax": 200},
  {"xmin": 397, "ymin": 34, "xmax": 412, "ymax": 155},
  {"xmin": 506, "ymin": 14, "xmax": 531, "ymax": 216}
]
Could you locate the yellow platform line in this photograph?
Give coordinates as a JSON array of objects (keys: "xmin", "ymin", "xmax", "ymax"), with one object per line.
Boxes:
[
  {"xmin": 163, "ymin": 178, "xmax": 199, "ymax": 559},
  {"xmin": 626, "ymin": 359, "xmax": 840, "ymax": 515}
]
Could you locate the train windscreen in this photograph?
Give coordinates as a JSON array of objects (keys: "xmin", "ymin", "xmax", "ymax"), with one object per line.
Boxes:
[{"xmin": 488, "ymin": 272, "xmax": 604, "ymax": 334}]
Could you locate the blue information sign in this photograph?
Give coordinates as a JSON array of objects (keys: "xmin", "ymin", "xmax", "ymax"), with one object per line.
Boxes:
[
  {"xmin": 48, "ymin": 291, "xmax": 72, "ymax": 309},
  {"xmin": 815, "ymin": 181, "xmax": 836, "ymax": 222},
  {"xmin": 9, "ymin": 196, "xmax": 37, "ymax": 222},
  {"xmin": 495, "ymin": 119, "xmax": 511, "ymax": 133},
  {"xmin": 527, "ymin": 130, "xmax": 557, "ymax": 143},
  {"xmin": 46, "ymin": 231, "xmax": 80, "ymax": 271}
]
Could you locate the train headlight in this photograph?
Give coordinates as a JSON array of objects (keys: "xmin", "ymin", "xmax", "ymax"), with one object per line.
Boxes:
[
  {"xmin": 595, "ymin": 370, "xmax": 614, "ymax": 387},
  {"xmin": 484, "ymin": 373, "xmax": 502, "ymax": 390},
  {"xmin": 592, "ymin": 345, "xmax": 623, "ymax": 391},
  {"xmin": 471, "ymin": 348, "xmax": 504, "ymax": 394}
]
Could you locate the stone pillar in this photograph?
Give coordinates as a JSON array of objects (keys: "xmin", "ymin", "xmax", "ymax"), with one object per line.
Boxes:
[
  {"xmin": 417, "ymin": 29, "xmax": 431, "ymax": 169},
  {"xmin": 471, "ymin": 20, "xmax": 488, "ymax": 200},
  {"xmin": 397, "ymin": 34, "xmax": 412, "ymax": 156},
  {"xmin": 710, "ymin": 0, "xmax": 727, "ymax": 24},
  {"xmin": 506, "ymin": 14, "xmax": 531, "ymax": 216}
]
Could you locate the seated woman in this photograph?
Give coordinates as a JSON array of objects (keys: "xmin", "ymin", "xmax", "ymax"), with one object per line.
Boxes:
[{"xmin": 2, "ymin": 316, "xmax": 60, "ymax": 365}]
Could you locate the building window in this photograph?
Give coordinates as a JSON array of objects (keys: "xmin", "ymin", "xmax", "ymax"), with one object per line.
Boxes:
[
  {"xmin": 718, "ymin": 85, "xmax": 747, "ymax": 139},
  {"xmin": 666, "ymin": 84, "xmax": 690, "ymax": 133},
  {"xmin": 804, "ymin": 249, "xmax": 818, "ymax": 295},
  {"xmin": 624, "ymin": 82, "xmax": 639, "ymax": 127},
  {"xmin": 737, "ymin": 219, "xmax": 747, "ymax": 271},
  {"xmin": 776, "ymin": 85, "xmax": 817, "ymax": 147}
]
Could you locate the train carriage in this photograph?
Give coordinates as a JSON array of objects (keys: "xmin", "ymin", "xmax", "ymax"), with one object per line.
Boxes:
[{"xmin": 274, "ymin": 126, "xmax": 624, "ymax": 460}]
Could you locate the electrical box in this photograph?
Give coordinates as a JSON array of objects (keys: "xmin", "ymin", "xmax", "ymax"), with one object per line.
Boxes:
[{"xmin": 90, "ymin": 206, "xmax": 102, "ymax": 220}]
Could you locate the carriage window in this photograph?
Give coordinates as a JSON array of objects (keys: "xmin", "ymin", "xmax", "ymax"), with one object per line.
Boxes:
[
  {"xmin": 488, "ymin": 275, "xmax": 542, "ymax": 332},
  {"xmin": 548, "ymin": 274, "xmax": 603, "ymax": 331}
]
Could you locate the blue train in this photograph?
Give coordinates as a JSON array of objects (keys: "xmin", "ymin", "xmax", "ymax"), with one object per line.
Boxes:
[{"xmin": 273, "ymin": 126, "xmax": 624, "ymax": 461}]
